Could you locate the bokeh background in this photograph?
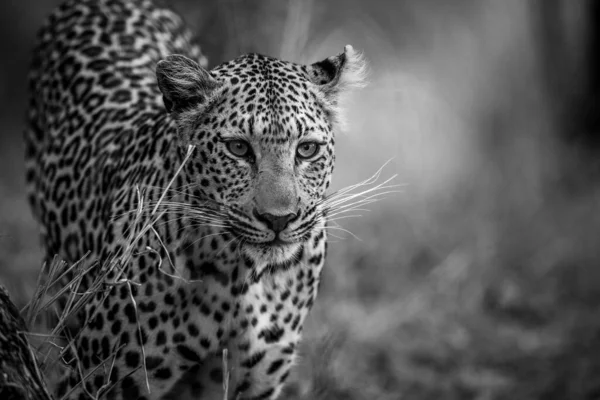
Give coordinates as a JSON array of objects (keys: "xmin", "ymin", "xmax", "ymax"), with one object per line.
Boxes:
[{"xmin": 1, "ymin": 1, "xmax": 600, "ymax": 399}]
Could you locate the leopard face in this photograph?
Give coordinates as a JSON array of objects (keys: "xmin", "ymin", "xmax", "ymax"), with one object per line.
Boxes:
[{"xmin": 157, "ymin": 49, "xmax": 365, "ymax": 275}]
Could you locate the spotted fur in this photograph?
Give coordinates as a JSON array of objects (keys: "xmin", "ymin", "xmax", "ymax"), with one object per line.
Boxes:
[{"xmin": 25, "ymin": 0, "xmax": 365, "ymax": 399}]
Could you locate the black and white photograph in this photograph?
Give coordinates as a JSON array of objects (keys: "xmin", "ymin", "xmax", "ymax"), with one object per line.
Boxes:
[{"xmin": 0, "ymin": 1, "xmax": 598, "ymax": 399}]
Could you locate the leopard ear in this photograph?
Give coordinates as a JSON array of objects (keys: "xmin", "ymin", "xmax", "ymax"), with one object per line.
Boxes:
[
  {"xmin": 156, "ymin": 54, "xmax": 222, "ymax": 113},
  {"xmin": 308, "ymin": 45, "xmax": 367, "ymax": 109}
]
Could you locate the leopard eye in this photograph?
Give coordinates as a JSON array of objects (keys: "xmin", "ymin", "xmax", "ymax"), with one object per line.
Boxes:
[
  {"xmin": 296, "ymin": 142, "xmax": 320, "ymax": 160},
  {"xmin": 226, "ymin": 140, "xmax": 251, "ymax": 158}
]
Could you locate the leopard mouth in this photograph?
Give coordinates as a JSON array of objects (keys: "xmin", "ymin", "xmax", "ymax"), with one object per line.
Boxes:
[
  {"xmin": 242, "ymin": 240, "xmax": 304, "ymax": 276},
  {"xmin": 244, "ymin": 239, "xmax": 299, "ymax": 255},
  {"xmin": 264, "ymin": 236, "xmax": 292, "ymax": 247},
  {"xmin": 224, "ymin": 211, "xmax": 314, "ymax": 273}
]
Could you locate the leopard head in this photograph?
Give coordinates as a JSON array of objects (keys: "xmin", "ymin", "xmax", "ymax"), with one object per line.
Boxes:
[{"xmin": 156, "ymin": 46, "xmax": 366, "ymax": 271}]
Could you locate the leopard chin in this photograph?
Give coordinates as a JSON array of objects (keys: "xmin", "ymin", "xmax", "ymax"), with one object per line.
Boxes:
[{"xmin": 243, "ymin": 241, "xmax": 304, "ymax": 276}]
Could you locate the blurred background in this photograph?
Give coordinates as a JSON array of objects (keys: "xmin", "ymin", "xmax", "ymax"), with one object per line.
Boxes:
[{"xmin": 1, "ymin": 0, "xmax": 600, "ymax": 399}]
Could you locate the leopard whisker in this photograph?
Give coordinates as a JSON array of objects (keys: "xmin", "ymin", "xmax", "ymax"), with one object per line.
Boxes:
[
  {"xmin": 154, "ymin": 219, "xmax": 228, "ymax": 231},
  {"xmin": 146, "ymin": 202, "xmax": 229, "ymax": 217},
  {"xmin": 331, "ymin": 183, "xmax": 403, "ymax": 201},
  {"xmin": 324, "ymin": 189, "xmax": 400, "ymax": 211},
  {"xmin": 149, "ymin": 204, "xmax": 231, "ymax": 226},
  {"xmin": 325, "ymin": 214, "xmax": 365, "ymax": 222},
  {"xmin": 152, "ymin": 213, "xmax": 228, "ymax": 229},
  {"xmin": 320, "ymin": 224, "xmax": 362, "ymax": 241},
  {"xmin": 143, "ymin": 185, "xmax": 230, "ymax": 210},
  {"xmin": 152, "ymin": 205, "xmax": 231, "ymax": 223},
  {"xmin": 171, "ymin": 222, "xmax": 228, "ymax": 238},
  {"xmin": 323, "ymin": 187, "xmax": 401, "ymax": 217},
  {"xmin": 323, "ymin": 232, "xmax": 345, "ymax": 241},
  {"xmin": 325, "ymin": 204, "xmax": 377, "ymax": 219},
  {"xmin": 322, "ymin": 158, "xmax": 394, "ymax": 202},
  {"xmin": 114, "ymin": 201, "xmax": 230, "ymax": 225},
  {"xmin": 322, "ymin": 177, "xmax": 400, "ymax": 208}
]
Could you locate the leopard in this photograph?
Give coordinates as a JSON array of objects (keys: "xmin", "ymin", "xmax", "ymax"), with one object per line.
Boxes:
[{"xmin": 24, "ymin": 0, "xmax": 366, "ymax": 399}]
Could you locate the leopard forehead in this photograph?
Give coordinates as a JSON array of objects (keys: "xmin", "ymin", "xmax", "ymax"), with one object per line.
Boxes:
[{"xmin": 207, "ymin": 53, "xmax": 334, "ymax": 141}]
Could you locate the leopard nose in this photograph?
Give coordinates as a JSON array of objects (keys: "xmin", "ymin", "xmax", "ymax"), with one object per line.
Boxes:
[{"xmin": 253, "ymin": 210, "xmax": 297, "ymax": 234}]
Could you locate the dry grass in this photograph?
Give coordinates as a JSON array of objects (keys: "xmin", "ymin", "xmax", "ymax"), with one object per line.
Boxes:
[{"xmin": 17, "ymin": 145, "xmax": 200, "ymax": 398}]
